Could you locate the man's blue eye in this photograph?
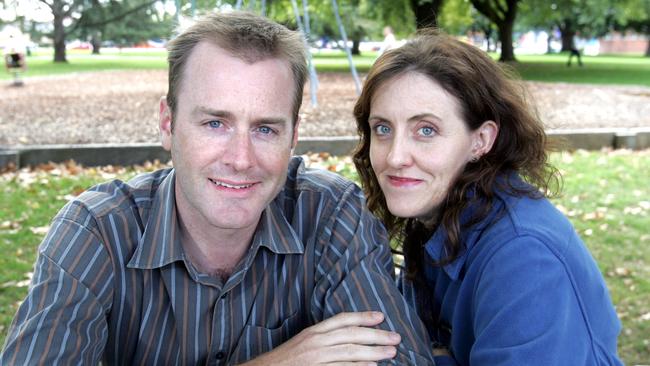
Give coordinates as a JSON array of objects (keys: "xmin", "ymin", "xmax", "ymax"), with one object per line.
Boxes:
[
  {"xmin": 258, "ymin": 126, "xmax": 274, "ymax": 134},
  {"xmin": 419, "ymin": 126, "xmax": 435, "ymax": 136},
  {"xmin": 208, "ymin": 120, "xmax": 222, "ymax": 128}
]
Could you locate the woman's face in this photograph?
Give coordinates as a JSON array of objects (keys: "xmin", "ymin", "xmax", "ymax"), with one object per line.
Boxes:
[{"xmin": 368, "ymin": 72, "xmax": 480, "ymax": 220}]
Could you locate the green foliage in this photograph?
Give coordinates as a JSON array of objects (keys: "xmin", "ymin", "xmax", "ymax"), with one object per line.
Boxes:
[
  {"xmin": 519, "ymin": 0, "xmax": 616, "ymax": 37},
  {"xmin": 437, "ymin": 0, "xmax": 474, "ymax": 34}
]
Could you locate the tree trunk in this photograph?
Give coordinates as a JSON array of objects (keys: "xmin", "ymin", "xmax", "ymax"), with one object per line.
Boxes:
[
  {"xmin": 351, "ymin": 38, "xmax": 361, "ymax": 55},
  {"xmin": 91, "ymin": 33, "xmax": 101, "ymax": 55},
  {"xmin": 561, "ymin": 30, "xmax": 575, "ymax": 52},
  {"xmin": 645, "ymin": 38, "xmax": 650, "ymax": 56},
  {"xmin": 498, "ymin": 20, "xmax": 515, "ymax": 62},
  {"xmin": 410, "ymin": 0, "xmax": 444, "ymax": 29},
  {"xmin": 53, "ymin": 20, "xmax": 67, "ymax": 62},
  {"xmin": 559, "ymin": 19, "xmax": 575, "ymax": 52},
  {"xmin": 470, "ymin": 0, "xmax": 519, "ymax": 62},
  {"xmin": 52, "ymin": 0, "xmax": 68, "ymax": 63},
  {"xmin": 483, "ymin": 26, "xmax": 493, "ymax": 52}
]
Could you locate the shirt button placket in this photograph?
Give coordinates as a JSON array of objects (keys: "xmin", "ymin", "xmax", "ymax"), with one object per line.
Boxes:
[{"xmin": 210, "ymin": 294, "xmax": 230, "ymax": 365}]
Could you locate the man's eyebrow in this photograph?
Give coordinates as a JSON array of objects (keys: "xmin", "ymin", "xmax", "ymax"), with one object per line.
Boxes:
[
  {"xmin": 191, "ymin": 106, "xmax": 234, "ymax": 119},
  {"xmin": 255, "ymin": 117, "xmax": 289, "ymax": 126}
]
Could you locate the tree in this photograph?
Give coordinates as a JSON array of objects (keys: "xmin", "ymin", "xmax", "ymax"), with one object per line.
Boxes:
[
  {"xmin": 519, "ymin": 0, "xmax": 616, "ymax": 53},
  {"xmin": 410, "ymin": 0, "xmax": 445, "ymax": 28},
  {"xmin": 76, "ymin": 0, "xmax": 174, "ymax": 54},
  {"xmin": 470, "ymin": 0, "xmax": 520, "ymax": 61},
  {"xmin": 436, "ymin": 0, "xmax": 473, "ymax": 35},
  {"xmin": 38, "ymin": 0, "xmax": 159, "ymax": 62}
]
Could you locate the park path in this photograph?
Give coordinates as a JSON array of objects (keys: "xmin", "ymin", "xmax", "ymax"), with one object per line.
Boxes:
[{"xmin": 1, "ymin": 70, "xmax": 649, "ymax": 147}]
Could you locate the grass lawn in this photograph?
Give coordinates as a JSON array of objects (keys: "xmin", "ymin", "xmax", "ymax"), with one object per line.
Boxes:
[
  {"xmin": 0, "ymin": 149, "xmax": 648, "ymax": 363},
  {"xmin": 3, "ymin": 48, "xmax": 649, "ymax": 87}
]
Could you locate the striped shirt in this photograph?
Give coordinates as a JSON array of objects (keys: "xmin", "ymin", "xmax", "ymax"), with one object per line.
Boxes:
[{"xmin": 1, "ymin": 157, "xmax": 434, "ymax": 365}]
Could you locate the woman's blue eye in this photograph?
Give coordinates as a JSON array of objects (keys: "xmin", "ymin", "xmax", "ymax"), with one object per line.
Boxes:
[
  {"xmin": 208, "ymin": 120, "xmax": 222, "ymax": 128},
  {"xmin": 419, "ymin": 126, "xmax": 435, "ymax": 136},
  {"xmin": 374, "ymin": 124, "xmax": 391, "ymax": 135}
]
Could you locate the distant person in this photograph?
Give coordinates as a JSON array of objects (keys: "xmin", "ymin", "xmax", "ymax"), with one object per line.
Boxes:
[
  {"xmin": 567, "ymin": 33, "xmax": 583, "ymax": 67},
  {"xmin": 0, "ymin": 11, "xmax": 434, "ymax": 365},
  {"xmin": 378, "ymin": 26, "xmax": 397, "ymax": 56},
  {"xmin": 353, "ymin": 29, "xmax": 623, "ymax": 365}
]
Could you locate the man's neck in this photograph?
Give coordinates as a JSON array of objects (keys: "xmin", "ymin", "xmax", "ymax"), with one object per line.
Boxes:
[{"xmin": 177, "ymin": 213, "xmax": 258, "ymax": 279}]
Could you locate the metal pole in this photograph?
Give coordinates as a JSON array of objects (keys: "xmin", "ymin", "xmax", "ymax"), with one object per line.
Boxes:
[
  {"xmin": 290, "ymin": 0, "xmax": 319, "ymax": 107},
  {"xmin": 175, "ymin": 0, "xmax": 181, "ymax": 24},
  {"xmin": 331, "ymin": 0, "xmax": 361, "ymax": 95},
  {"xmin": 261, "ymin": 0, "xmax": 266, "ymax": 16},
  {"xmin": 235, "ymin": 0, "xmax": 243, "ymax": 10},
  {"xmin": 301, "ymin": 0, "xmax": 311, "ymax": 35}
]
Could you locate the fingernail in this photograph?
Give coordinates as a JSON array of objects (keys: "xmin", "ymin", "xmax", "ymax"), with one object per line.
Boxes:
[{"xmin": 372, "ymin": 311, "xmax": 384, "ymax": 320}]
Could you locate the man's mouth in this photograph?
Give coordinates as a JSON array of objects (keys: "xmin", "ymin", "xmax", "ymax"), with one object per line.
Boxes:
[{"xmin": 208, "ymin": 178, "xmax": 255, "ymax": 190}]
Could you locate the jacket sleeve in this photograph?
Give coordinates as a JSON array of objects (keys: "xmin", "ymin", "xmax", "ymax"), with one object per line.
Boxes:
[
  {"xmin": 311, "ymin": 183, "xmax": 435, "ymax": 365},
  {"xmin": 469, "ymin": 235, "xmax": 622, "ymax": 366}
]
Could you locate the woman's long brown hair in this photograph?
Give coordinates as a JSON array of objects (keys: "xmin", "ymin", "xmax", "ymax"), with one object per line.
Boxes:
[{"xmin": 353, "ymin": 29, "xmax": 561, "ymax": 279}]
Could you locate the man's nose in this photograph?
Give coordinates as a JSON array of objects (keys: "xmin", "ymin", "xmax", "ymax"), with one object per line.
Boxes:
[{"xmin": 224, "ymin": 131, "xmax": 255, "ymax": 171}]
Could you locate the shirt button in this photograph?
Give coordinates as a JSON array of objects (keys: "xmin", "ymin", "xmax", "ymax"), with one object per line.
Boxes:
[{"xmin": 215, "ymin": 351, "xmax": 225, "ymax": 360}]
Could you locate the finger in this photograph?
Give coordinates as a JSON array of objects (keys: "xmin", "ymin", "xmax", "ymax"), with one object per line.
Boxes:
[
  {"xmin": 322, "ymin": 326, "xmax": 401, "ymax": 347},
  {"xmin": 320, "ymin": 344, "xmax": 397, "ymax": 363},
  {"xmin": 312, "ymin": 312, "xmax": 385, "ymax": 333}
]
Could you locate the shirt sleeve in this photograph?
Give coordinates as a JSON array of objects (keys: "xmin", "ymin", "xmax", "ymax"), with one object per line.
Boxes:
[
  {"xmin": 311, "ymin": 183, "xmax": 435, "ymax": 365},
  {"xmin": 1, "ymin": 206, "xmax": 114, "ymax": 365},
  {"xmin": 470, "ymin": 235, "xmax": 621, "ymax": 366}
]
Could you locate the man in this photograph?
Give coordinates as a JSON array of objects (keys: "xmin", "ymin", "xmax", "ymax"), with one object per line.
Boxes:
[{"xmin": 1, "ymin": 12, "xmax": 434, "ymax": 365}]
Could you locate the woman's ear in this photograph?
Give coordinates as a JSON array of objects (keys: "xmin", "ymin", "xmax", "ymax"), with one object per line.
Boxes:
[{"xmin": 471, "ymin": 120, "xmax": 498, "ymax": 159}]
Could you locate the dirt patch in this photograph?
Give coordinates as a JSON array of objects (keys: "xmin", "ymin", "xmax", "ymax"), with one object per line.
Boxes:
[{"xmin": 1, "ymin": 70, "xmax": 649, "ymax": 147}]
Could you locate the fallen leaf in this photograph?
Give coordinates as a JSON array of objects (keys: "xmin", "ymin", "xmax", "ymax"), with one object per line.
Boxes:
[{"xmin": 29, "ymin": 226, "xmax": 50, "ymax": 235}]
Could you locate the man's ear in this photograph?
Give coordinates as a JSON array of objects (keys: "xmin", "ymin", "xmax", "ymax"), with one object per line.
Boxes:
[
  {"xmin": 291, "ymin": 116, "xmax": 301, "ymax": 151},
  {"xmin": 471, "ymin": 120, "xmax": 498, "ymax": 159},
  {"xmin": 159, "ymin": 96, "xmax": 173, "ymax": 151}
]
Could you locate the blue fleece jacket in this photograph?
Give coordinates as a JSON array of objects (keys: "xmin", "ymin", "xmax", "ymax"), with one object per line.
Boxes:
[{"xmin": 401, "ymin": 176, "xmax": 623, "ymax": 365}]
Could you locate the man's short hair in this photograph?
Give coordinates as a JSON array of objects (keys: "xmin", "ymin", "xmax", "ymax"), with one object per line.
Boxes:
[{"xmin": 166, "ymin": 11, "xmax": 308, "ymax": 127}]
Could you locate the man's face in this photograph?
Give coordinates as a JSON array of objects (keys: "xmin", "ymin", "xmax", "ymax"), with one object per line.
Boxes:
[{"xmin": 159, "ymin": 41, "xmax": 298, "ymax": 236}]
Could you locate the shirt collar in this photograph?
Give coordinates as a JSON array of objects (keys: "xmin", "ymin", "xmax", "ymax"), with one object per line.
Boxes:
[
  {"xmin": 251, "ymin": 194, "xmax": 305, "ymax": 255},
  {"xmin": 127, "ymin": 169, "xmax": 184, "ymax": 269},
  {"xmin": 127, "ymin": 171, "xmax": 304, "ymax": 270}
]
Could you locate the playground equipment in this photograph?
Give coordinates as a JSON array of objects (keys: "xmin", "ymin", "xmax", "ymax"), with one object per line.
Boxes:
[
  {"xmin": 233, "ymin": 0, "xmax": 362, "ymax": 106},
  {"xmin": 4, "ymin": 50, "xmax": 26, "ymax": 87}
]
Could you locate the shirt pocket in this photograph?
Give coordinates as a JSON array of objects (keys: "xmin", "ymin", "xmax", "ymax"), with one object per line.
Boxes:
[{"xmin": 229, "ymin": 310, "xmax": 306, "ymax": 363}]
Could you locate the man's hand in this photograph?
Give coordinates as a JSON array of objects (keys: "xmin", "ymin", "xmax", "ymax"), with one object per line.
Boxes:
[{"xmin": 241, "ymin": 311, "xmax": 401, "ymax": 366}]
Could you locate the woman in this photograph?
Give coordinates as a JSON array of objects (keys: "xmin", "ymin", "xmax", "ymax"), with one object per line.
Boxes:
[{"xmin": 353, "ymin": 30, "xmax": 622, "ymax": 365}]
